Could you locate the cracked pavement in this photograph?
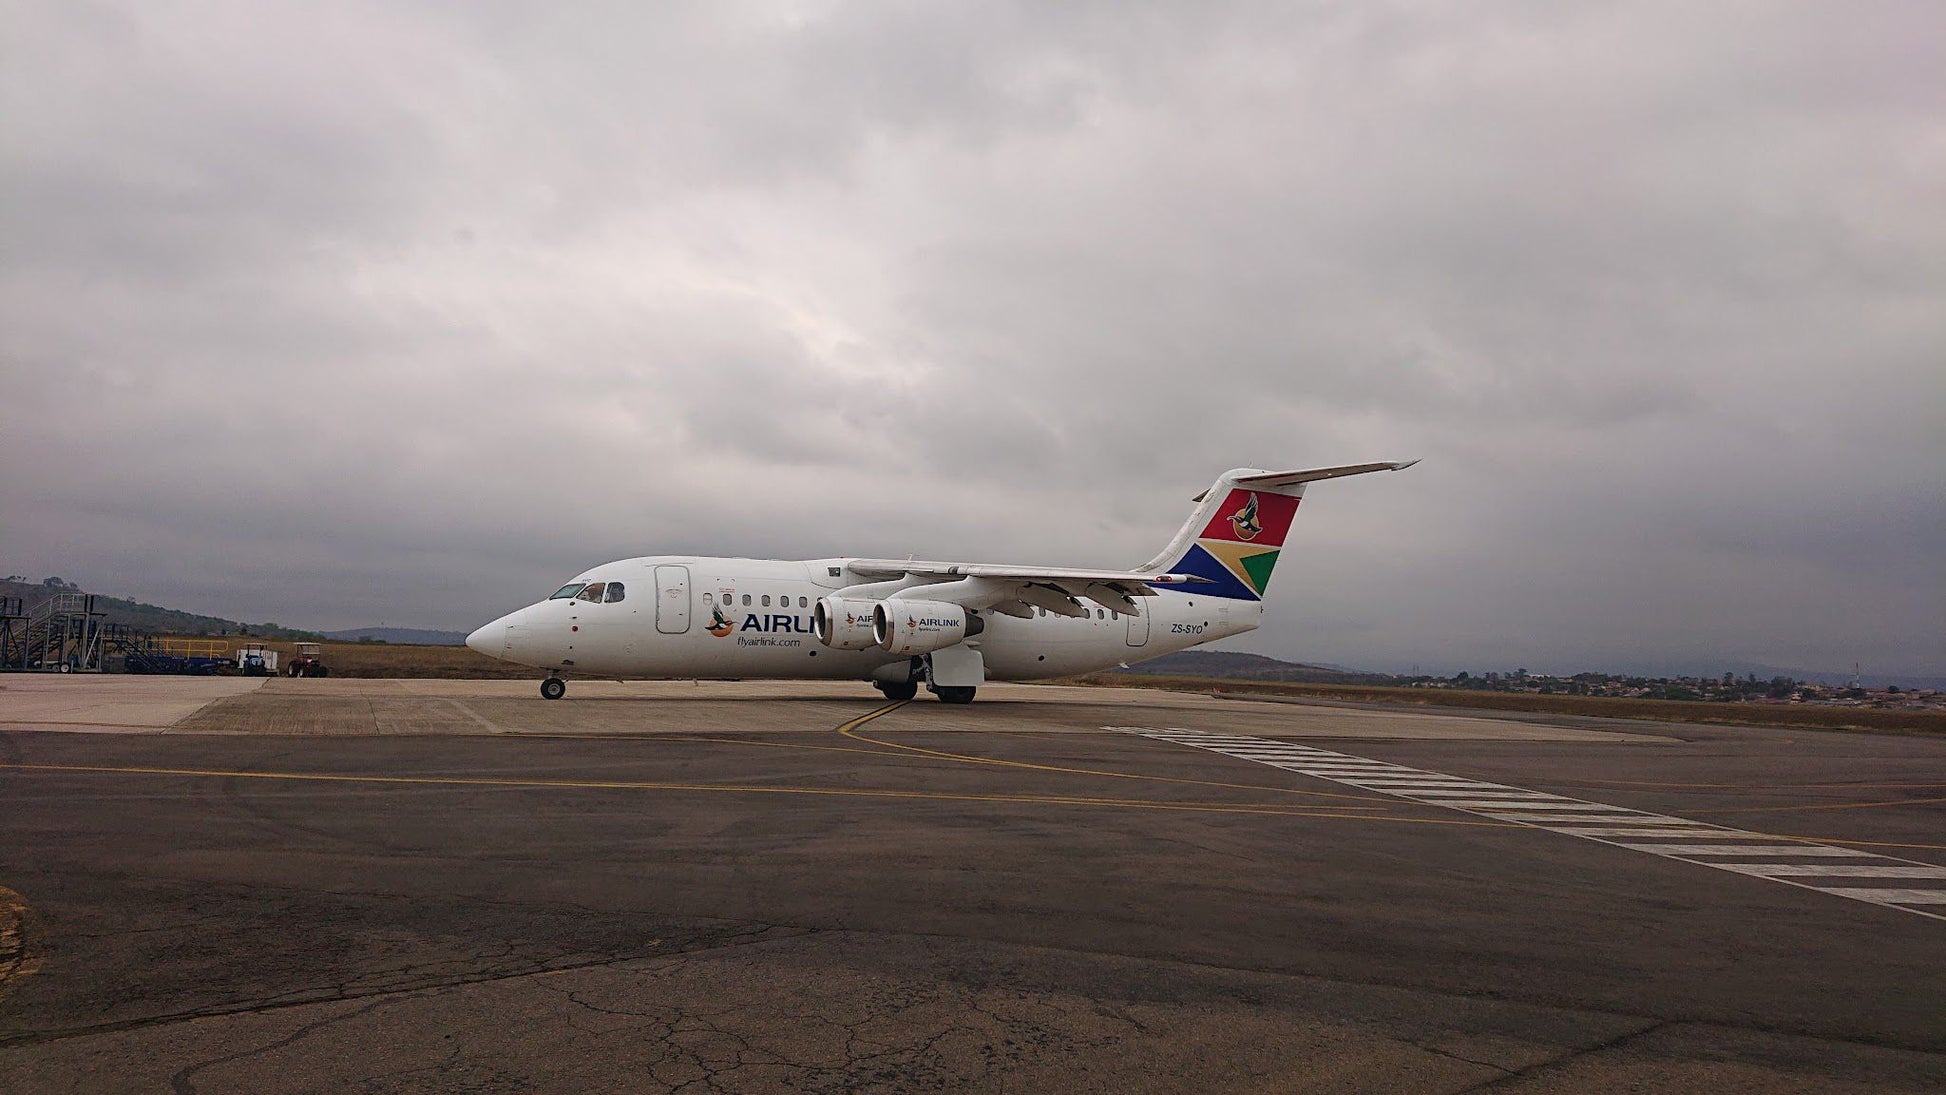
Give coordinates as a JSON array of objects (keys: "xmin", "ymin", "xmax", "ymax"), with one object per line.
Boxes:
[{"xmin": 1, "ymin": 682, "xmax": 1943, "ymax": 1092}]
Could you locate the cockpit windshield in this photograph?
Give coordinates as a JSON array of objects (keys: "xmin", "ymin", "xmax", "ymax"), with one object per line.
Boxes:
[{"xmin": 549, "ymin": 580, "xmax": 625, "ymax": 603}]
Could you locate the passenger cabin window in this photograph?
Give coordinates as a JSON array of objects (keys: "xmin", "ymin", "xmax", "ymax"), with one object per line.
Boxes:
[
  {"xmin": 742, "ymin": 594, "xmax": 751, "ymax": 606},
  {"xmin": 576, "ymin": 582, "xmax": 606, "ymax": 603},
  {"xmin": 762, "ymin": 595, "xmax": 771, "ymax": 607},
  {"xmin": 605, "ymin": 582, "xmax": 626, "ymax": 603},
  {"xmin": 550, "ymin": 583, "xmax": 586, "ymax": 600},
  {"xmin": 703, "ymin": 593, "xmax": 714, "ymax": 605},
  {"xmin": 798, "ymin": 596, "xmax": 808, "ymax": 608}
]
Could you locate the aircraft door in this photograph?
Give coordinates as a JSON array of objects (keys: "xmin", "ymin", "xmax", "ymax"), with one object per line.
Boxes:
[
  {"xmin": 654, "ymin": 565, "xmax": 691, "ymax": 634},
  {"xmin": 1126, "ymin": 605, "xmax": 1150, "ymax": 647}
]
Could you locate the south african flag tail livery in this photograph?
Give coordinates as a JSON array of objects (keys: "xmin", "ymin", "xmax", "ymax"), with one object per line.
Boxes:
[{"xmin": 1132, "ymin": 463, "xmax": 1421, "ymax": 603}]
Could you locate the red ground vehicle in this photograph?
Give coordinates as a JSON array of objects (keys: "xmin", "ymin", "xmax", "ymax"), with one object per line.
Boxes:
[{"xmin": 286, "ymin": 642, "xmax": 329, "ymax": 678}]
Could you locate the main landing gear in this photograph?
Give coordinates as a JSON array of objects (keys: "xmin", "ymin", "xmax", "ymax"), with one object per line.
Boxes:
[
  {"xmin": 874, "ymin": 680, "xmax": 918, "ymax": 701},
  {"xmin": 540, "ymin": 677, "xmax": 567, "ymax": 700},
  {"xmin": 934, "ymin": 686, "xmax": 976, "ymax": 705}
]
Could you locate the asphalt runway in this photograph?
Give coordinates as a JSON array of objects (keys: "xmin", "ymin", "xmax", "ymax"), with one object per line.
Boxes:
[{"xmin": 1, "ymin": 677, "xmax": 1942, "ymax": 1093}]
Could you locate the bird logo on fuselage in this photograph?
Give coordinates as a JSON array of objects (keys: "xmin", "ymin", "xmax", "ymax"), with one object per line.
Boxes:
[
  {"xmin": 706, "ymin": 605, "xmax": 735, "ymax": 637},
  {"xmin": 1229, "ymin": 492, "xmax": 1264, "ymax": 541}
]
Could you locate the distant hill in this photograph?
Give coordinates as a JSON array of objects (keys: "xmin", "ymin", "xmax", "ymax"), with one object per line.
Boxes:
[
  {"xmin": 1118, "ymin": 649, "xmax": 1395, "ymax": 684},
  {"xmin": 320, "ymin": 627, "xmax": 469, "ymax": 646},
  {"xmin": 0, "ymin": 577, "xmax": 320, "ymax": 639}
]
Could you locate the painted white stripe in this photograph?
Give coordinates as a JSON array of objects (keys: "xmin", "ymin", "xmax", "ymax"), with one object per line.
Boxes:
[
  {"xmin": 1177, "ymin": 737, "xmax": 1276, "ymax": 744},
  {"xmin": 1404, "ymin": 790, "xmax": 1561, "ymax": 799},
  {"xmin": 1487, "ymin": 813, "xmax": 1698, "ymax": 824},
  {"xmin": 1618, "ymin": 844, "xmax": 1873, "ymax": 857},
  {"xmin": 1818, "ymin": 889, "xmax": 1946, "ymax": 905},
  {"xmin": 1228, "ymin": 754, "xmax": 1356, "ymax": 763},
  {"xmin": 1336, "ymin": 779, "xmax": 1491, "ymax": 787},
  {"xmin": 1271, "ymin": 761, "xmax": 1403, "ymax": 768},
  {"xmin": 1721, "ymin": 864, "xmax": 1946, "ymax": 879},
  {"xmin": 1258, "ymin": 758, "xmax": 1400, "ymax": 765},
  {"xmin": 1456, "ymin": 802, "xmax": 1637, "ymax": 812},
  {"xmin": 1425, "ymin": 799, "xmax": 1585, "ymax": 809},
  {"xmin": 1552, "ymin": 828, "xmax": 1733, "ymax": 838}
]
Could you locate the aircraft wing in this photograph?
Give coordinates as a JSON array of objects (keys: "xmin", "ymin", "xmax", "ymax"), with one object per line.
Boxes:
[{"xmin": 843, "ymin": 560, "xmax": 1201, "ymax": 618}]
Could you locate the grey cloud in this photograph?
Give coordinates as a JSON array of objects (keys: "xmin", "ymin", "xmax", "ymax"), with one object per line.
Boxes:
[{"xmin": 3, "ymin": 1, "xmax": 1940, "ymax": 675}]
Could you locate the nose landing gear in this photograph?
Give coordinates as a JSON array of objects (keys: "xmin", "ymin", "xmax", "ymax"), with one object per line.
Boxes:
[{"xmin": 541, "ymin": 677, "xmax": 567, "ymax": 700}]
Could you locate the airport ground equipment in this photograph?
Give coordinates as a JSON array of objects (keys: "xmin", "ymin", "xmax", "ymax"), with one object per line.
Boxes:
[
  {"xmin": 112, "ymin": 631, "xmax": 229, "ymax": 675},
  {"xmin": 0, "ymin": 592, "xmax": 107, "ymax": 671},
  {"xmin": 286, "ymin": 642, "xmax": 329, "ymax": 677},
  {"xmin": 236, "ymin": 645, "xmax": 278, "ymax": 676}
]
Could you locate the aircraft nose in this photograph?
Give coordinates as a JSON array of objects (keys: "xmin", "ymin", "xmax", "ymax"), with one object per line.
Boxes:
[{"xmin": 465, "ymin": 622, "xmax": 494, "ymax": 656}]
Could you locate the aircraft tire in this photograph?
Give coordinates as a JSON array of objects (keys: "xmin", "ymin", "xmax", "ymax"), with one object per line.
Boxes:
[
  {"xmin": 540, "ymin": 677, "xmax": 567, "ymax": 700},
  {"xmin": 936, "ymin": 686, "xmax": 976, "ymax": 705},
  {"xmin": 875, "ymin": 681, "xmax": 918, "ymax": 701}
]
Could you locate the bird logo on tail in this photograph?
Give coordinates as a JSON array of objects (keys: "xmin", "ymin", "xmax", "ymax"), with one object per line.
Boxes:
[{"xmin": 1228, "ymin": 493, "xmax": 1264, "ymax": 541}]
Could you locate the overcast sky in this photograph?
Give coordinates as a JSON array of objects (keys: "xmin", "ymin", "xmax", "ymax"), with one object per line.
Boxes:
[{"xmin": 3, "ymin": 1, "xmax": 1941, "ymax": 678}]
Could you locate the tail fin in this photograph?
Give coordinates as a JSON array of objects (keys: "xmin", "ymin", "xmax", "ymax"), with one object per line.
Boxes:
[{"xmin": 1138, "ymin": 461, "xmax": 1418, "ymax": 600}]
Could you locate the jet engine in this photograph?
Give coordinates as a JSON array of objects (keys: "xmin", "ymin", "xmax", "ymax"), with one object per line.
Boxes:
[
  {"xmin": 813, "ymin": 596, "xmax": 881, "ymax": 650},
  {"xmin": 872, "ymin": 600, "xmax": 984, "ymax": 656}
]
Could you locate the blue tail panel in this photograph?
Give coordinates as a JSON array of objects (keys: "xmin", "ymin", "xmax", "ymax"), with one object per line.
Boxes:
[{"xmin": 1157, "ymin": 543, "xmax": 1262, "ymax": 601}]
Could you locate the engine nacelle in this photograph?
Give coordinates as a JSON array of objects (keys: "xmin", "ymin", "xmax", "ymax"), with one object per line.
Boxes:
[
  {"xmin": 813, "ymin": 596, "xmax": 881, "ymax": 650},
  {"xmin": 872, "ymin": 600, "xmax": 984, "ymax": 656}
]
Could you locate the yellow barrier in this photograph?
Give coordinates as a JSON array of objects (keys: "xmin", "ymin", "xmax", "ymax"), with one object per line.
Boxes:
[{"xmin": 158, "ymin": 638, "xmax": 228, "ymax": 658}]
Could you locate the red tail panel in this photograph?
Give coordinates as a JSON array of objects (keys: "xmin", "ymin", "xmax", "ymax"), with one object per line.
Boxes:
[{"xmin": 1198, "ymin": 489, "xmax": 1300, "ymax": 547}]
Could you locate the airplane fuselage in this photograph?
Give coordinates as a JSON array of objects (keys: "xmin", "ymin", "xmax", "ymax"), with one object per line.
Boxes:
[
  {"xmin": 466, "ymin": 462, "xmax": 1417, "ymax": 700},
  {"xmin": 478, "ymin": 555, "xmax": 1260, "ymax": 682}
]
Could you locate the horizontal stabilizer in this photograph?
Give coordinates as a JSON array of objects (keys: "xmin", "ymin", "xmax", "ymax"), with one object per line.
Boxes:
[{"xmin": 1191, "ymin": 460, "xmax": 1418, "ymax": 501}]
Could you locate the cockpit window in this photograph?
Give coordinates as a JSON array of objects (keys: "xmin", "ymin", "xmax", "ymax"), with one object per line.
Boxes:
[
  {"xmin": 575, "ymin": 582, "xmax": 607, "ymax": 603},
  {"xmin": 604, "ymin": 582, "xmax": 626, "ymax": 603},
  {"xmin": 550, "ymin": 583, "xmax": 587, "ymax": 600}
]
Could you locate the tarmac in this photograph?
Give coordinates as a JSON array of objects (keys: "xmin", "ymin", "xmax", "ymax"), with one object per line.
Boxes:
[{"xmin": 1, "ymin": 675, "xmax": 1942, "ymax": 1093}]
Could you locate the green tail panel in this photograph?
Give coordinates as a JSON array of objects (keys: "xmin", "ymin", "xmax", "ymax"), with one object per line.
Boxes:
[{"xmin": 1241, "ymin": 549, "xmax": 1280, "ymax": 593}]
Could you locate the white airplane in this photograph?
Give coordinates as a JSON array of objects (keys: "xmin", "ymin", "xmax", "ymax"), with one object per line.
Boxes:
[{"xmin": 465, "ymin": 462, "xmax": 1416, "ymax": 702}]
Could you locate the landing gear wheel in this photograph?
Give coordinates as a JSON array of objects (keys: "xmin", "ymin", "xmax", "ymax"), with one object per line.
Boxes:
[
  {"xmin": 541, "ymin": 677, "xmax": 567, "ymax": 700},
  {"xmin": 936, "ymin": 686, "xmax": 976, "ymax": 705},
  {"xmin": 875, "ymin": 680, "xmax": 918, "ymax": 701}
]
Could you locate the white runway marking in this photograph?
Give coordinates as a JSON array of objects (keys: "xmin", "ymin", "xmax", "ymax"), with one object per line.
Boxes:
[
  {"xmin": 1820, "ymin": 889, "xmax": 1946, "ymax": 905},
  {"xmin": 1619, "ymin": 844, "xmax": 1872, "ymax": 857},
  {"xmin": 1724, "ymin": 864, "xmax": 1946, "ymax": 878},
  {"xmin": 1108, "ymin": 726, "xmax": 1946, "ymax": 923}
]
